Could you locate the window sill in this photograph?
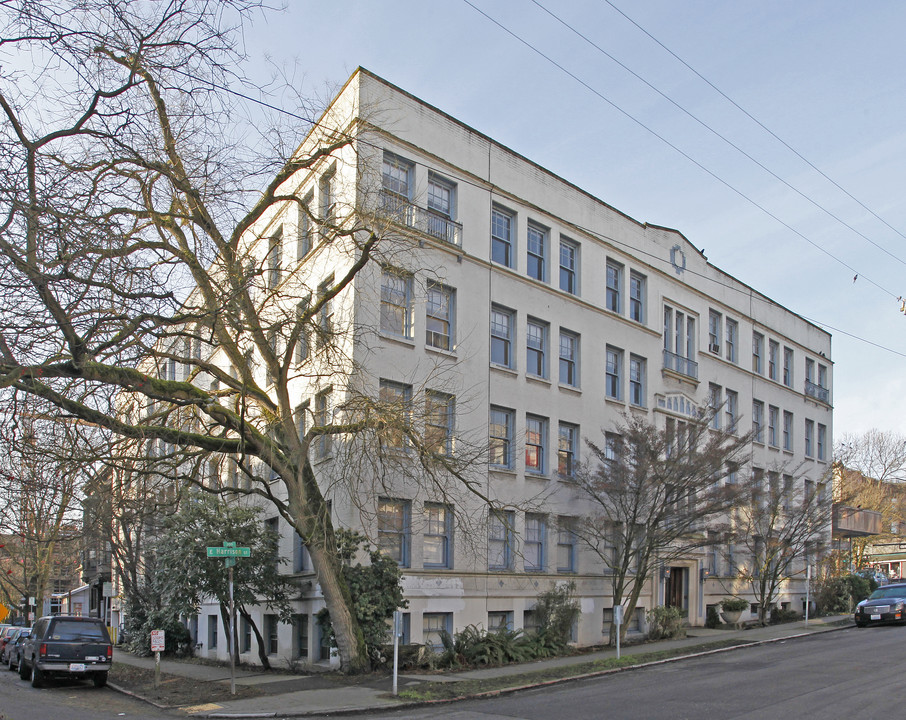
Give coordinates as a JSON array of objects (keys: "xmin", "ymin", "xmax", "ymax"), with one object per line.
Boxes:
[
  {"xmin": 526, "ymin": 374, "xmax": 551, "ymax": 387},
  {"xmin": 558, "ymin": 383, "xmax": 581, "ymax": 394},
  {"xmin": 490, "ymin": 364, "xmax": 519, "ymax": 377},
  {"xmin": 526, "ymin": 471, "xmax": 549, "ymax": 480},
  {"xmin": 490, "ymin": 467, "xmax": 517, "ymax": 477},
  {"xmin": 425, "ymin": 345, "xmax": 457, "ymax": 359},
  {"xmin": 379, "ymin": 332, "xmax": 416, "ymax": 348},
  {"xmin": 604, "ymin": 396, "xmax": 625, "ymax": 408}
]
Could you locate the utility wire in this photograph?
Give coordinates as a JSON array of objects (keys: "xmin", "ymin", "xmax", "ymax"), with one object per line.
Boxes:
[
  {"xmin": 601, "ymin": 0, "xmax": 906, "ymax": 248},
  {"xmin": 460, "ymin": 0, "xmax": 898, "ymax": 301},
  {"xmin": 531, "ymin": 0, "xmax": 906, "ymax": 270},
  {"xmin": 164, "ymin": 45, "xmax": 906, "ymax": 359}
]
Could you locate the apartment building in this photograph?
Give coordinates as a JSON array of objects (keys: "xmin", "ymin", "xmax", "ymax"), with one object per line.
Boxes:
[{"xmin": 189, "ymin": 68, "xmax": 833, "ymax": 663}]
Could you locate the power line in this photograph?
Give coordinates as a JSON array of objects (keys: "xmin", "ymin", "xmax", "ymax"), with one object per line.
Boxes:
[
  {"xmin": 600, "ymin": 0, "xmax": 906, "ymax": 249},
  {"xmin": 530, "ymin": 0, "xmax": 906, "ymax": 270},
  {"xmin": 460, "ymin": 0, "xmax": 904, "ymax": 304},
  {"xmin": 166, "ymin": 46, "xmax": 906, "ymax": 359}
]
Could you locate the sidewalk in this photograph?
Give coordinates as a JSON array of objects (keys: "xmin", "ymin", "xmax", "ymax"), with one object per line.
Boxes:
[{"xmin": 112, "ymin": 614, "xmax": 853, "ymax": 718}]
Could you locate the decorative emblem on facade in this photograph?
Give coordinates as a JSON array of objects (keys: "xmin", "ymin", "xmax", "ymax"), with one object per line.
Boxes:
[{"xmin": 670, "ymin": 244, "xmax": 686, "ymax": 275}]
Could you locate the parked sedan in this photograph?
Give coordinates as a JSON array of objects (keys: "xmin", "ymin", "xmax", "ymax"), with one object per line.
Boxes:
[
  {"xmin": 0, "ymin": 625, "xmax": 19, "ymax": 657},
  {"xmin": 5, "ymin": 628, "xmax": 29, "ymax": 671},
  {"xmin": 0, "ymin": 627, "xmax": 24, "ymax": 664},
  {"xmin": 854, "ymin": 582, "xmax": 906, "ymax": 627}
]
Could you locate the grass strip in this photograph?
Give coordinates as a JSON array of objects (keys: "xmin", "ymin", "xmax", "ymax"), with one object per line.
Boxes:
[{"xmin": 397, "ymin": 638, "xmax": 747, "ymax": 701}]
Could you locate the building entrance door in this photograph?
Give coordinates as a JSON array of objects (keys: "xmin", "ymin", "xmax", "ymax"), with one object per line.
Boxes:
[{"xmin": 666, "ymin": 566, "xmax": 689, "ymax": 613}]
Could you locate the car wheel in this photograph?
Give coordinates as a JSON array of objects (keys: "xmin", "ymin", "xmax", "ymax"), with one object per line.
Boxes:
[
  {"xmin": 18, "ymin": 657, "xmax": 29, "ymax": 680},
  {"xmin": 30, "ymin": 662, "xmax": 43, "ymax": 688},
  {"xmin": 93, "ymin": 672, "xmax": 107, "ymax": 688},
  {"xmin": 856, "ymin": 621, "xmax": 867, "ymax": 628}
]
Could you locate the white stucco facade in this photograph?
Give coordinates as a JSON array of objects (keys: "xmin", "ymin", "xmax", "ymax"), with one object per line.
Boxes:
[{"xmin": 192, "ymin": 69, "xmax": 833, "ymax": 665}]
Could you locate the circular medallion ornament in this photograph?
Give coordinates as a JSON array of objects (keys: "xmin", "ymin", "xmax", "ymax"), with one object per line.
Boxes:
[{"xmin": 670, "ymin": 245, "xmax": 686, "ymax": 275}]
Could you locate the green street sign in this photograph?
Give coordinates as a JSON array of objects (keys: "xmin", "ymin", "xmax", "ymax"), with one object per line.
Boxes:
[{"xmin": 206, "ymin": 546, "xmax": 251, "ymax": 558}]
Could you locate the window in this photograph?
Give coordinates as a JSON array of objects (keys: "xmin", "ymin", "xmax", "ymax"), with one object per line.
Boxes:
[
  {"xmin": 558, "ymin": 422, "xmax": 578, "ymax": 479},
  {"xmin": 818, "ymin": 364, "xmax": 828, "ymax": 390},
  {"xmin": 426, "ymin": 283, "xmax": 454, "ymax": 350},
  {"xmin": 768, "ymin": 340, "xmax": 779, "ymax": 381},
  {"xmin": 805, "ymin": 419, "xmax": 815, "ymax": 458},
  {"xmin": 752, "ymin": 400, "xmax": 764, "ymax": 443},
  {"xmin": 382, "ymin": 152, "xmax": 412, "ymax": 199},
  {"xmin": 208, "ymin": 615, "xmax": 218, "ymax": 649},
  {"xmin": 424, "ymin": 503, "xmax": 452, "ymax": 568},
  {"xmin": 317, "ymin": 276, "xmax": 333, "ymax": 346},
  {"xmin": 380, "ymin": 268, "xmax": 413, "ymax": 338},
  {"xmin": 526, "ymin": 223, "xmax": 547, "ymax": 281},
  {"xmin": 606, "ymin": 346, "xmax": 623, "ymax": 400},
  {"xmin": 629, "ymin": 355, "xmax": 646, "ymax": 407},
  {"xmin": 783, "ymin": 347, "xmax": 794, "ymax": 387},
  {"xmin": 314, "ymin": 389, "xmax": 332, "ymax": 458},
  {"xmin": 490, "ymin": 406, "xmax": 514, "ymax": 468},
  {"xmin": 490, "ymin": 306, "xmax": 515, "ymax": 368},
  {"xmin": 293, "ymin": 614, "xmax": 309, "ymax": 660},
  {"xmin": 488, "ymin": 611, "xmax": 513, "ymax": 633},
  {"xmin": 806, "ymin": 358, "xmax": 815, "ymax": 385},
  {"xmin": 606, "ymin": 260, "xmax": 623, "ymax": 313},
  {"xmin": 783, "ymin": 410, "xmax": 793, "ymax": 451},
  {"xmin": 560, "ymin": 238, "xmax": 578, "ymax": 294},
  {"xmin": 426, "ymin": 173, "xmax": 458, "ymax": 242},
  {"xmin": 264, "ymin": 614, "xmax": 278, "ymax": 655},
  {"xmin": 818, "ymin": 424, "xmax": 827, "ymax": 461},
  {"xmin": 489, "ymin": 510, "xmax": 514, "ymax": 570},
  {"xmin": 663, "ymin": 306, "xmax": 698, "ymax": 379},
  {"xmin": 752, "ymin": 332, "xmax": 764, "ymax": 374},
  {"xmin": 297, "ymin": 191, "xmax": 313, "ymax": 259},
  {"xmin": 425, "ymin": 391, "xmax": 454, "ymax": 456},
  {"xmin": 293, "ymin": 531, "xmax": 309, "ymax": 573},
  {"xmin": 378, "ymin": 498, "xmax": 411, "ymax": 567},
  {"xmin": 295, "ymin": 297, "xmax": 311, "ymax": 364},
  {"xmin": 526, "ymin": 319, "xmax": 548, "ymax": 378},
  {"xmin": 265, "ymin": 517, "xmax": 280, "ymax": 566},
  {"xmin": 379, "ymin": 380, "xmax": 412, "ymax": 448},
  {"xmin": 423, "ymin": 613, "xmax": 452, "ymax": 651},
  {"xmin": 708, "ymin": 310, "xmax": 722, "ymax": 353},
  {"xmin": 525, "ymin": 415, "xmax": 548, "ymax": 474},
  {"xmin": 726, "ymin": 319, "xmax": 738, "ymax": 363},
  {"xmin": 491, "ymin": 206, "xmax": 514, "ymax": 267},
  {"xmin": 768, "ymin": 406, "xmax": 779, "ymax": 447},
  {"xmin": 241, "ymin": 617, "xmax": 252, "ymax": 653},
  {"xmin": 556, "ymin": 517, "xmax": 577, "ymax": 572},
  {"xmin": 267, "ymin": 228, "xmax": 282, "ymax": 288},
  {"xmin": 709, "ymin": 384, "xmax": 722, "ymax": 430},
  {"xmin": 725, "ymin": 389, "xmax": 738, "ymax": 433},
  {"xmin": 319, "ymin": 167, "xmax": 335, "ymax": 227},
  {"xmin": 524, "ymin": 514, "xmax": 546, "ymax": 571},
  {"xmin": 629, "ymin": 271, "xmax": 645, "ymax": 323},
  {"xmin": 559, "ymin": 330, "xmax": 579, "ymax": 387},
  {"xmin": 604, "ymin": 432, "xmax": 620, "ymax": 463}
]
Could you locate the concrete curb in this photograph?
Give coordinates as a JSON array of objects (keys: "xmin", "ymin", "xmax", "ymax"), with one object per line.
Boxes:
[{"xmin": 188, "ymin": 621, "xmax": 853, "ymax": 718}]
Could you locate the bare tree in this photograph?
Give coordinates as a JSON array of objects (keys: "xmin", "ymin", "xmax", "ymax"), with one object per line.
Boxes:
[
  {"xmin": 0, "ymin": 1, "xmax": 485, "ymax": 671},
  {"xmin": 0, "ymin": 413, "xmax": 84, "ymax": 620},
  {"xmin": 575, "ymin": 414, "xmax": 752, "ymax": 643},
  {"xmin": 729, "ymin": 465, "xmax": 832, "ymax": 625},
  {"xmin": 835, "ymin": 430, "xmax": 906, "ymax": 569}
]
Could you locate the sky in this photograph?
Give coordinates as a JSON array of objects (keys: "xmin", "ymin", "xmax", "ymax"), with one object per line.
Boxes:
[{"xmin": 241, "ymin": 0, "xmax": 906, "ymax": 440}]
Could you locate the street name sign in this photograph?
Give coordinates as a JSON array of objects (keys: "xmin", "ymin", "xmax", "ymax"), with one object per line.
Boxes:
[{"xmin": 206, "ymin": 546, "xmax": 250, "ymax": 557}]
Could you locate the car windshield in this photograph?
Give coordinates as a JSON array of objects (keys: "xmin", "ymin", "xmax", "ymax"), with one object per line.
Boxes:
[
  {"xmin": 49, "ymin": 621, "xmax": 108, "ymax": 642},
  {"xmin": 868, "ymin": 586, "xmax": 906, "ymax": 600}
]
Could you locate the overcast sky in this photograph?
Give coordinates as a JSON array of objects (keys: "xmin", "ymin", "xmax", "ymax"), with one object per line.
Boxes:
[{"xmin": 242, "ymin": 1, "xmax": 906, "ymax": 441}]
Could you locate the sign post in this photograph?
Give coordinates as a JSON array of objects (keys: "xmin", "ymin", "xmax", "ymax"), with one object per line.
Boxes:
[
  {"xmin": 206, "ymin": 542, "xmax": 250, "ymax": 695},
  {"xmin": 151, "ymin": 629, "xmax": 165, "ymax": 688},
  {"xmin": 392, "ymin": 610, "xmax": 402, "ymax": 696},
  {"xmin": 613, "ymin": 604, "xmax": 624, "ymax": 660}
]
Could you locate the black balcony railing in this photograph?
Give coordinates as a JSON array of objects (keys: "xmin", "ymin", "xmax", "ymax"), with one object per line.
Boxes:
[
  {"xmin": 380, "ymin": 190, "xmax": 462, "ymax": 246},
  {"xmin": 663, "ymin": 349, "xmax": 698, "ymax": 380},
  {"xmin": 805, "ymin": 380, "xmax": 830, "ymax": 404}
]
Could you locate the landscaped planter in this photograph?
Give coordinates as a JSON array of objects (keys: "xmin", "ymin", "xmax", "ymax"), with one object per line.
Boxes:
[{"xmin": 720, "ymin": 609, "xmax": 743, "ymax": 626}]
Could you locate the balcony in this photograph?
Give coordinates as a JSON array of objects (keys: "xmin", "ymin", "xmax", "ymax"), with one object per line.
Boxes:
[
  {"xmin": 805, "ymin": 380, "xmax": 830, "ymax": 404},
  {"xmin": 663, "ymin": 350, "xmax": 698, "ymax": 381},
  {"xmin": 833, "ymin": 504, "xmax": 882, "ymax": 538},
  {"xmin": 380, "ymin": 190, "xmax": 462, "ymax": 246}
]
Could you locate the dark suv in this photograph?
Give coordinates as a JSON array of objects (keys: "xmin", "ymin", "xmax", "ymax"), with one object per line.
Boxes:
[{"xmin": 19, "ymin": 615, "xmax": 112, "ymax": 688}]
